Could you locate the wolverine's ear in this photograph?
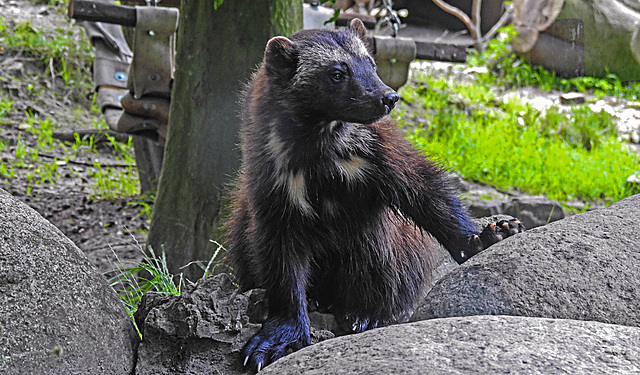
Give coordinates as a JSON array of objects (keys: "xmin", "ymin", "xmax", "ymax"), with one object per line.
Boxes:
[
  {"xmin": 264, "ymin": 36, "xmax": 297, "ymax": 80},
  {"xmin": 348, "ymin": 18, "xmax": 367, "ymax": 41}
]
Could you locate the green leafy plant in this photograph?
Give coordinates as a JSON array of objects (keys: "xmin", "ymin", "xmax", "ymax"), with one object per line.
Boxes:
[
  {"xmin": 87, "ymin": 135, "xmax": 139, "ymax": 198},
  {"xmin": 13, "ymin": 135, "xmax": 28, "ymax": 162},
  {"xmin": 108, "ymin": 246, "xmax": 182, "ymax": 337},
  {"xmin": 1, "ymin": 109, "xmax": 139, "ymax": 198},
  {"xmin": 0, "ymin": 100, "xmax": 12, "ymax": 122},
  {"xmin": 24, "ymin": 114, "xmax": 56, "ymax": 152},
  {"xmin": 468, "ymin": 25, "xmax": 640, "ymax": 100},
  {"xmin": 0, "ymin": 163, "xmax": 16, "ymax": 180}
]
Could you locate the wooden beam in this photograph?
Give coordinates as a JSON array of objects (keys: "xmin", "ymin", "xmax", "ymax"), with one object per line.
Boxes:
[
  {"xmin": 121, "ymin": 0, "xmax": 181, "ymax": 7},
  {"xmin": 366, "ymin": 36, "xmax": 467, "ymax": 63},
  {"xmin": 70, "ymin": 0, "xmax": 467, "ymax": 63},
  {"xmin": 415, "ymin": 41, "xmax": 467, "ymax": 62},
  {"xmin": 69, "ymin": 0, "xmax": 137, "ymax": 27}
]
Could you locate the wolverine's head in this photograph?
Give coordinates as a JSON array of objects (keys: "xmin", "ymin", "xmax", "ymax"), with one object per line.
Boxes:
[{"xmin": 262, "ymin": 19, "xmax": 399, "ymax": 125}]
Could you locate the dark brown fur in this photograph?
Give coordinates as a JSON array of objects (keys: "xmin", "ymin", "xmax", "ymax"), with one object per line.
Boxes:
[{"xmin": 227, "ymin": 19, "xmax": 516, "ymax": 371}]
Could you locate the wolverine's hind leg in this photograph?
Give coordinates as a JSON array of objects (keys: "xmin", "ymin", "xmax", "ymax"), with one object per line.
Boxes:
[{"xmin": 226, "ymin": 191, "xmax": 259, "ymax": 291}]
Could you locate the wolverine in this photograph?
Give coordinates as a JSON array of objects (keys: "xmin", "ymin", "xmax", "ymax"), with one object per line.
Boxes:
[{"xmin": 227, "ymin": 19, "xmax": 523, "ymax": 371}]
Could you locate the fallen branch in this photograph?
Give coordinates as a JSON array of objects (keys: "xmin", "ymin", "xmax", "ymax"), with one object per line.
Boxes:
[
  {"xmin": 52, "ymin": 129, "xmax": 132, "ymax": 144},
  {"xmin": 431, "ymin": 0, "xmax": 514, "ymax": 52},
  {"xmin": 431, "ymin": 0, "xmax": 479, "ymax": 42},
  {"xmin": 37, "ymin": 152, "xmax": 134, "ymax": 168},
  {"xmin": 477, "ymin": 6, "xmax": 514, "ymax": 46}
]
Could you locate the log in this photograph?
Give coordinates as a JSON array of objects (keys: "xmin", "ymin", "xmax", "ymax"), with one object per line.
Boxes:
[
  {"xmin": 365, "ymin": 36, "xmax": 467, "ymax": 63},
  {"xmin": 415, "ymin": 41, "xmax": 467, "ymax": 62},
  {"xmin": 69, "ymin": 0, "xmax": 137, "ymax": 27},
  {"xmin": 524, "ymin": 0, "xmax": 640, "ymax": 80},
  {"xmin": 52, "ymin": 129, "xmax": 131, "ymax": 144}
]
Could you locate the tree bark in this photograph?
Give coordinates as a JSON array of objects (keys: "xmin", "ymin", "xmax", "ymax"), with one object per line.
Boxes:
[
  {"xmin": 524, "ymin": 0, "xmax": 640, "ymax": 80},
  {"xmin": 148, "ymin": 0, "xmax": 302, "ymax": 280}
]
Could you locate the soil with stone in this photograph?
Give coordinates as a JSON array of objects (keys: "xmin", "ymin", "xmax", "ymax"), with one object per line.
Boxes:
[
  {"xmin": 0, "ymin": 0, "xmax": 148, "ymax": 275},
  {"xmin": 2, "ymin": 0, "xmax": 638, "ymax": 278}
]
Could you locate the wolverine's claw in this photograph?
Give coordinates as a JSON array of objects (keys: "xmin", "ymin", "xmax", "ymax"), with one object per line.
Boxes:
[{"xmin": 244, "ymin": 356, "xmax": 249, "ymax": 367}]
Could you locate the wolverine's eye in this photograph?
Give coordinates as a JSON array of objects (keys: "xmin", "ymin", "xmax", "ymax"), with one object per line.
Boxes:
[{"xmin": 331, "ymin": 70, "xmax": 346, "ymax": 83}]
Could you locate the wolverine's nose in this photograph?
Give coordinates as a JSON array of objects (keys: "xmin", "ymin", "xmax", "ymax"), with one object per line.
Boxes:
[{"xmin": 383, "ymin": 91, "xmax": 399, "ymax": 113}]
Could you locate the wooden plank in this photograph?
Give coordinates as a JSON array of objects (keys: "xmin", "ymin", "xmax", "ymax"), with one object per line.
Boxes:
[
  {"xmin": 366, "ymin": 36, "xmax": 467, "ymax": 63},
  {"xmin": 415, "ymin": 41, "xmax": 467, "ymax": 62},
  {"xmin": 121, "ymin": 0, "xmax": 181, "ymax": 7},
  {"xmin": 69, "ymin": 0, "xmax": 137, "ymax": 27}
]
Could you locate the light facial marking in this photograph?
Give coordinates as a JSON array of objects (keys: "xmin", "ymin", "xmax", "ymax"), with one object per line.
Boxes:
[
  {"xmin": 348, "ymin": 37, "xmax": 371, "ymax": 60},
  {"xmin": 296, "ymin": 45, "xmax": 345, "ymax": 82},
  {"xmin": 328, "ymin": 120, "xmax": 340, "ymax": 133},
  {"xmin": 294, "ymin": 33, "xmax": 371, "ymax": 85}
]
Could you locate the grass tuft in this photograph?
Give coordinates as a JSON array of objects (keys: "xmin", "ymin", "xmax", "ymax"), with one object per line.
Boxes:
[{"xmin": 108, "ymin": 240, "xmax": 228, "ymax": 337}]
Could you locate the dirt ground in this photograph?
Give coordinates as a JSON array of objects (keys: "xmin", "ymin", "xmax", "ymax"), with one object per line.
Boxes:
[{"xmin": 1, "ymin": 0, "xmax": 148, "ymax": 274}]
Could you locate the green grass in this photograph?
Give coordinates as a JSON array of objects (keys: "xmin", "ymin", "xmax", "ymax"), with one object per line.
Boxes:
[
  {"xmin": 87, "ymin": 134, "xmax": 139, "ymax": 199},
  {"xmin": 397, "ymin": 26, "xmax": 640, "ymax": 205},
  {"xmin": 0, "ymin": 15, "xmax": 93, "ymax": 98},
  {"xmin": 0, "ymin": 109, "xmax": 139, "ymax": 198},
  {"xmin": 0, "ymin": 2, "xmax": 141, "ymax": 197},
  {"xmin": 108, "ymin": 241, "xmax": 228, "ymax": 337},
  {"xmin": 0, "ymin": 8, "xmax": 139, "ymax": 198},
  {"xmin": 468, "ymin": 26, "xmax": 640, "ymax": 100},
  {"xmin": 109, "ymin": 246, "xmax": 183, "ymax": 320},
  {"xmin": 397, "ymin": 67, "xmax": 640, "ymax": 204}
]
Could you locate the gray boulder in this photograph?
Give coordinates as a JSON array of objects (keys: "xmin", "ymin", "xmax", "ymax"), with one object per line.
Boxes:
[
  {"xmin": 134, "ymin": 273, "xmax": 335, "ymax": 374},
  {"xmin": 133, "ymin": 273, "xmax": 262, "ymax": 375},
  {"xmin": 261, "ymin": 315, "xmax": 640, "ymax": 374},
  {"xmin": 468, "ymin": 195, "xmax": 564, "ymax": 229},
  {"xmin": 448, "ymin": 173, "xmax": 565, "ymax": 229},
  {"xmin": 0, "ymin": 189, "xmax": 137, "ymax": 374},
  {"xmin": 413, "ymin": 193, "xmax": 640, "ymax": 326}
]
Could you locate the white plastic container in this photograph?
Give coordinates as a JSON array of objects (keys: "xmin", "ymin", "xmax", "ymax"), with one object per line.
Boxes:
[{"xmin": 303, "ymin": 3, "xmax": 336, "ymax": 29}]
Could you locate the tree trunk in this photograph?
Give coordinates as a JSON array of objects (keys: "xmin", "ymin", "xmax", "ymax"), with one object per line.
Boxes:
[
  {"xmin": 523, "ymin": 0, "xmax": 640, "ymax": 80},
  {"xmin": 148, "ymin": 0, "xmax": 302, "ymax": 280}
]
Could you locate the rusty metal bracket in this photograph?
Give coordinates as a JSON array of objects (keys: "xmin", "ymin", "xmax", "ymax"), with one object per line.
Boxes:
[
  {"xmin": 69, "ymin": 1, "xmax": 178, "ymax": 142},
  {"xmin": 130, "ymin": 6, "xmax": 178, "ymax": 99}
]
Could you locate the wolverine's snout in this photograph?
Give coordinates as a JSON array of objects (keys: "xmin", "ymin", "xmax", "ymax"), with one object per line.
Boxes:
[{"xmin": 383, "ymin": 91, "xmax": 399, "ymax": 114}]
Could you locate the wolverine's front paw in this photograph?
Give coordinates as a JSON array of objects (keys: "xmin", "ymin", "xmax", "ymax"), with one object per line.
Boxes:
[
  {"xmin": 484, "ymin": 219, "xmax": 526, "ymax": 242},
  {"xmin": 465, "ymin": 219, "xmax": 526, "ymax": 260},
  {"xmin": 243, "ymin": 317, "xmax": 310, "ymax": 372}
]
